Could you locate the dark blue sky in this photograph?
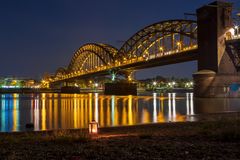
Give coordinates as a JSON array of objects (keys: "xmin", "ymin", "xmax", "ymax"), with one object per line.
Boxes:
[{"xmin": 0, "ymin": 0, "xmax": 239, "ymax": 79}]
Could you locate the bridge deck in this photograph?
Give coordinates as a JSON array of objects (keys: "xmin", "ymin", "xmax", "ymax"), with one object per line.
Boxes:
[{"xmin": 52, "ymin": 48, "xmax": 198, "ymax": 83}]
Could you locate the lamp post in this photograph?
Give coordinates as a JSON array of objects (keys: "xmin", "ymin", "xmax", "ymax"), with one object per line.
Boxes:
[
  {"xmin": 94, "ymin": 83, "xmax": 99, "ymax": 88},
  {"xmin": 152, "ymin": 81, "xmax": 157, "ymax": 90}
]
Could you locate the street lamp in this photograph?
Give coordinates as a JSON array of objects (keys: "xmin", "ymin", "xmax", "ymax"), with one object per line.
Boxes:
[
  {"xmin": 153, "ymin": 81, "xmax": 157, "ymax": 86},
  {"xmin": 172, "ymin": 81, "xmax": 176, "ymax": 86},
  {"xmin": 94, "ymin": 83, "xmax": 99, "ymax": 87}
]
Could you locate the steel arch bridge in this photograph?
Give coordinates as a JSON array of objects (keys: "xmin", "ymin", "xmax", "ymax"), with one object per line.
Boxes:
[
  {"xmin": 55, "ymin": 43, "xmax": 118, "ymax": 80},
  {"xmin": 117, "ymin": 20, "xmax": 197, "ymax": 61},
  {"xmin": 51, "ymin": 19, "xmax": 198, "ymax": 83}
]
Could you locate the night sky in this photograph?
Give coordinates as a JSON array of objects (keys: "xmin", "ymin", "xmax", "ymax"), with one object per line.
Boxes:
[{"xmin": 0, "ymin": 0, "xmax": 239, "ymax": 80}]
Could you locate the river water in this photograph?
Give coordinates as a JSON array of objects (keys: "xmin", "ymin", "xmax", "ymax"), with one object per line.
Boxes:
[{"xmin": 0, "ymin": 92, "xmax": 240, "ymax": 132}]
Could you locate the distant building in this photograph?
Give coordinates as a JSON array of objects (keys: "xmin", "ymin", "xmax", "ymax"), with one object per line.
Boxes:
[{"xmin": 0, "ymin": 77, "xmax": 40, "ymax": 88}]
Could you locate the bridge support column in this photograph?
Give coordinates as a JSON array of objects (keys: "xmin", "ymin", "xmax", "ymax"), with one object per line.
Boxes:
[
  {"xmin": 194, "ymin": 1, "xmax": 240, "ymax": 98},
  {"xmin": 104, "ymin": 82, "xmax": 137, "ymax": 95}
]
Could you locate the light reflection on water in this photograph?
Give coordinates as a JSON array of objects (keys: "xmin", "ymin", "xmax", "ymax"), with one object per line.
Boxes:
[{"xmin": 0, "ymin": 92, "xmax": 240, "ymax": 132}]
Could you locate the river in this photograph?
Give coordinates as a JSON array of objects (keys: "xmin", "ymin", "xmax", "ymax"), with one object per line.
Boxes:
[{"xmin": 0, "ymin": 92, "xmax": 240, "ymax": 132}]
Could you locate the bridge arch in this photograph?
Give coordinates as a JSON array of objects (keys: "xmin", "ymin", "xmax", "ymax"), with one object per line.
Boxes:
[
  {"xmin": 117, "ymin": 20, "xmax": 197, "ymax": 62},
  {"xmin": 55, "ymin": 67, "xmax": 68, "ymax": 78},
  {"xmin": 68, "ymin": 43, "xmax": 118, "ymax": 74}
]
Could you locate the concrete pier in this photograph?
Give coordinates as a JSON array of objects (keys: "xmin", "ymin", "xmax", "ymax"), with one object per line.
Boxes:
[
  {"xmin": 194, "ymin": 1, "xmax": 240, "ymax": 98},
  {"xmin": 104, "ymin": 83, "xmax": 137, "ymax": 95}
]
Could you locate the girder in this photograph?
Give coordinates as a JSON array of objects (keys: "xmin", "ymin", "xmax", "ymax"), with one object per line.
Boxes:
[
  {"xmin": 116, "ymin": 20, "xmax": 197, "ymax": 62},
  {"xmin": 51, "ymin": 20, "xmax": 199, "ymax": 83},
  {"xmin": 55, "ymin": 67, "xmax": 67, "ymax": 78},
  {"xmin": 68, "ymin": 43, "xmax": 118, "ymax": 73}
]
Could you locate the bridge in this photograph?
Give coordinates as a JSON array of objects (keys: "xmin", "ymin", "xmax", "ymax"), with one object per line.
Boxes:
[
  {"xmin": 52, "ymin": 20, "xmax": 198, "ymax": 82},
  {"xmin": 47, "ymin": 1, "xmax": 240, "ymax": 97}
]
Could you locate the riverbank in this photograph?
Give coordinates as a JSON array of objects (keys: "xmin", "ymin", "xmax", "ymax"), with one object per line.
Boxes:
[
  {"xmin": 0, "ymin": 118, "xmax": 240, "ymax": 159},
  {"xmin": 0, "ymin": 88, "xmax": 104, "ymax": 94}
]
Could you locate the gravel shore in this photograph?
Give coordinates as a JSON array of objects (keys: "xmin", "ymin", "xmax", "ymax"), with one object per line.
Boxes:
[{"xmin": 0, "ymin": 119, "xmax": 240, "ymax": 160}]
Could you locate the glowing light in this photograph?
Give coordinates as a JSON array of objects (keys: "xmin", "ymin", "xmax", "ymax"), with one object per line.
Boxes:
[
  {"xmin": 128, "ymin": 76, "xmax": 132, "ymax": 81},
  {"xmin": 153, "ymin": 81, "xmax": 157, "ymax": 86},
  {"xmin": 186, "ymin": 93, "xmax": 190, "ymax": 115},
  {"xmin": 168, "ymin": 93, "xmax": 172, "ymax": 121},
  {"xmin": 153, "ymin": 93, "xmax": 157, "ymax": 123},
  {"xmin": 128, "ymin": 95, "xmax": 133, "ymax": 125},
  {"xmin": 41, "ymin": 98, "xmax": 46, "ymax": 130},
  {"xmin": 111, "ymin": 73, "xmax": 116, "ymax": 81},
  {"xmin": 1, "ymin": 86, "xmax": 20, "ymax": 89},
  {"xmin": 12, "ymin": 94, "xmax": 19, "ymax": 131},
  {"xmin": 190, "ymin": 93, "xmax": 194, "ymax": 115},
  {"xmin": 34, "ymin": 97, "xmax": 39, "ymax": 131},
  {"xmin": 94, "ymin": 93, "xmax": 99, "ymax": 122},
  {"xmin": 172, "ymin": 93, "xmax": 176, "ymax": 121},
  {"xmin": 111, "ymin": 96, "xmax": 115, "ymax": 125},
  {"xmin": 89, "ymin": 120, "xmax": 98, "ymax": 134},
  {"xmin": 229, "ymin": 28, "xmax": 235, "ymax": 36}
]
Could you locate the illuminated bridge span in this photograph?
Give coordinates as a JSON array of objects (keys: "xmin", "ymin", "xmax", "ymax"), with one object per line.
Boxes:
[
  {"xmin": 52, "ymin": 20, "xmax": 198, "ymax": 82},
  {"xmin": 48, "ymin": 1, "xmax": 240, "ymax": 98}
]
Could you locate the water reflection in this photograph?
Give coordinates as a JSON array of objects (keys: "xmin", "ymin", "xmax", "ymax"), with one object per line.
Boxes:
[
  {"xmin": 168, "ymin": 93, "xmax": 177, "ymax": 122},
  {"xmin": 0, "ymin": 94, "xmax": 20, "ymax": 132},
  {"xmin": 153, "ymin": 93, "xmax": 157, "ymax": 123},
  {"xmin": 0, "ymin": 92, "xmax": 240, "ymax": 132}
]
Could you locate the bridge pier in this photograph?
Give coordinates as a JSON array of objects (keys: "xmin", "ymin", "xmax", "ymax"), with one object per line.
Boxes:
[
  {"xmin": 104, "ymin": 82, "xmax": 137, "ymax": 95},
  {"xmin": 105, "ymin": 70, "xmax": 137, "ymax": 95},
  {"xmin": 194, "ymin": 1, "xmax": 240, "ymax": 98}
]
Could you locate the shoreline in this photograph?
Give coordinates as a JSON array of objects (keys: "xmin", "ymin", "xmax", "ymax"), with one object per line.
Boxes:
[
  {"xmin": 1, "ymin": 111, "xmax": 240, "ymax": 134},
  {"xmin": 0, "ymin": 116, "xmax": 240, "ymax": 159}
]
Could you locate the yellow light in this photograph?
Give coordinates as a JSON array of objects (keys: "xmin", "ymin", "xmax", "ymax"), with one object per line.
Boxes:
[
  {"xmin": 89, "ymin": 120, "xmax": 98, "ymax": 134},
  {"xmin": 128, "ymin": 76, "xmax": 132, "ymax": 81}
]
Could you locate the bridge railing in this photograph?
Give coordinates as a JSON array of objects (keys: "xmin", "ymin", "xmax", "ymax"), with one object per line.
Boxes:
[
  {"xmin": 114, "ymin": 45, "xmax": 198, "ymax": 66},
  {"xmin": 51, "ymin": 45, "xmax": 198, "ymax": 82}
]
